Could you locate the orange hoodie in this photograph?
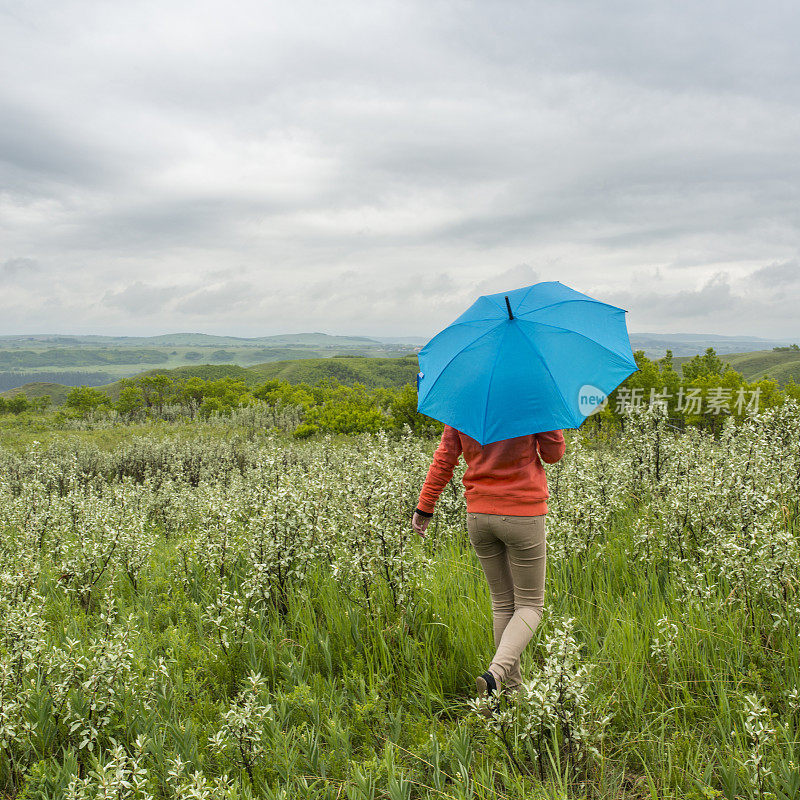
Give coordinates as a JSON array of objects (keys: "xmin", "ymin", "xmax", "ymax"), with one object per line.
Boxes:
[{"xmin": 415, "ymin": 425, "xmax": 566, "ymax": 516}]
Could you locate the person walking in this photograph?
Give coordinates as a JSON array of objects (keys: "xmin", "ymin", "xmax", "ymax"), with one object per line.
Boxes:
[{"xmin": 412, "ymin": 424, "xmax": 565, "ymax": 700}]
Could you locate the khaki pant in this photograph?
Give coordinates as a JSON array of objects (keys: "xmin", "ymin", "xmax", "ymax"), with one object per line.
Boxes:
[{"xmin": 466, "ymin": 512, "xmax": 546, "ymax": 688}]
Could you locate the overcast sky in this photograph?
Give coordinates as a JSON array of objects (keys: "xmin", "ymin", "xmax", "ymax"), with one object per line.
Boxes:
[{"xmin": 1, "ymin": 0, "xmax": 799, "ymax": 339}]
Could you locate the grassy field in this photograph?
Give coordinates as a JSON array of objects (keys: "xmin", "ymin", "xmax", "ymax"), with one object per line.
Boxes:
[
  {"xmin": 0, "ymin": 404, "xmax": 798, "ymax": 799},
  {"xmin": 720, "ymin": 350, "xmax": 800, "ymax": 383}
]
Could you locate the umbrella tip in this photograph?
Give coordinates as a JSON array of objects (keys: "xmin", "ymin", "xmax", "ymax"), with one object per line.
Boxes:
[{"xmin": 505, "ymin": 295, "xmax": 514, "ymax": 320}]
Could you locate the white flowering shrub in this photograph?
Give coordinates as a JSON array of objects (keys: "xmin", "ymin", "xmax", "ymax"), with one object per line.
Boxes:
[
  {"xmin": 545, "ymin": 437, "xmax": 629, "ymax": 560},
  {"xmin": 470, "ymin": 616, "xmax": 613, "ymax": 782},
  {"xmin": 65, "ymin": 740, "xmax": 152, "ymax": 800},
  {"xmin": 208, "ymin": 672, "xmax": 275, "ymax": 783},
  {"xmin": 738, "ymin": 693, "xmax": 776, "ymax": 798},
  {"xmin": 650, "ymin": 617, "xmax": 679, "ymax": 665},
  {"xmin": 0, "ymin": 402, "xmax": 798, "ymax": 797}
]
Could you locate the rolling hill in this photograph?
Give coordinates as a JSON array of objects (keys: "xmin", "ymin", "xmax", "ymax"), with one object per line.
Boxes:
[
  {"xmin": 0, "ymin": 332, "xmax": 389, "ymax": 347},
  {"xmin": 1, "ymin": 382, "xmax": 73, "ymax": 405},
  {"xmin": 5, "ymin": 346, "xmax": 800, "ymax": 407},
  {"xmin": 0, "ymin": 333, "xmax": 420, "ymax": 392},
  {"xmin": 1, "ymin": 356, "xmax": 421, "ymax": 404},
  {"xmin": 247, "ymin": 355, "xmax": 419, "ymax": 389},
  {"xmin": 669, "ymin": 348, "xmax": 800, "ymax": 384},
  {"xmin": 629, "ymin": 333, "xmax": 795, "ymax": 358},
  {"xmin": 716, "ymin": 350, "xmax": 800, "ymax": 383}
]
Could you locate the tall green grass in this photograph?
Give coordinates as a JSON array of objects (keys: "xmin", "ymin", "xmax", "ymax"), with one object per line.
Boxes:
[{"xmin": 10, "ymin": 513, "xmax": 798, "ymax": 799}]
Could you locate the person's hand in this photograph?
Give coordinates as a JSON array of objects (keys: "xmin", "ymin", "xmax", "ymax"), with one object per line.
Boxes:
[{"xmin": 412, "ymin": 511, "xmax": 432, "ymax": 537}]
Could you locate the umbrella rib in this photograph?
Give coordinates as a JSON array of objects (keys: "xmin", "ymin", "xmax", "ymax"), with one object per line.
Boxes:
[
  {"xmin": 515, "ymin": 323, "xmax": 577, "ymax": 428},
  {"xmin": 420, "ymin": 322, "xmax": 505, "ymax": 405},
  {"xmin": 480, "ymin": 323, "xmax": 510, "ymax": 443},
  {"xmin": 518, "ymin": 318, "xmax": 636, "ymax": 367},
  {"xmin": 516, "ymin": 283, "xmax": 537, "ymax": 308},
  {"xmin": 423, "ymin": 318, "xmax": 503, "ymax": 341},
  {"xmin": 524, "ymin": 298, "xmax": 627, "ymax": 316}
]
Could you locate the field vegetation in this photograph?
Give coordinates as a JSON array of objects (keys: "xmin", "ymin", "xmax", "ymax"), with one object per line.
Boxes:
[
  {"xmin": 0, "ymin": 392, "xmax": 799, "ymax": 798},
  {"xmin": 1, "ymin": 349, "xmax": 800, "ymax": 798}
]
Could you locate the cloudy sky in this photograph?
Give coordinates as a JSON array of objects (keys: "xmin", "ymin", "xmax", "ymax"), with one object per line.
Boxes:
[{"xmin": 1, "ymin": 0, "xmax": 799, "ymax": 339}]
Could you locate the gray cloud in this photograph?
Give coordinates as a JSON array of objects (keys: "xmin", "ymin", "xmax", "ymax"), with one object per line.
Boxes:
[
  {"xmin": 1, "ymin": 0, "xmax": 799, "ymax": 337},
  {"xmin": 474, "ymin": 265, "xmax": 540, "ymax": 296},
  {"xmin": 751, "ymin": 260, "xmax": 800, "ymax": 288},
  {"xmin": 174, "ymin": 281, "xmax": 256, "ymax": 316},
  {"xmin": 1, "ymin": 257, "xmax": 39, "ymax": 276},
  {"xmin": 607, "ymin": 273, "xmax": 738, "ymax": 320},
  {"xmin": 103, "ymin": 282, "xmax": 182, "ymax": 314},
  {"xmin": 599, "ymin": 264, "xmax": 800, "ymax": 336},
  {"xmin": 0, "ymin": 101, "xmax": 119, "ymax": 194}
]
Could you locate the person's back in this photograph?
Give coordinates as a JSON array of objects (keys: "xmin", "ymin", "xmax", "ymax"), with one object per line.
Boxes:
[{"xmin": 415, "ymin": 425, "xmax": 565, "ymax": 517}]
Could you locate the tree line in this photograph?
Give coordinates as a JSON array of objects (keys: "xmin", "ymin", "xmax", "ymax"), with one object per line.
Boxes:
[
  {"xmin": 1, "ymin": 347, "xmax": 799, "ymax": 438},
  {"xmin": 0, "ymin": 347, "xmax": 169, "ymax": 367}
]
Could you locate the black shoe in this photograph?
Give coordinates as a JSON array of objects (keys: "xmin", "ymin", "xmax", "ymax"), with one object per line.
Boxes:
[
  {"xmin": 476, "ymin": 670, "xmax": 499, "ymax": 697},
  {"xmin": 475, "ymin": 671, "xmax": 500, "ymax": 717}
]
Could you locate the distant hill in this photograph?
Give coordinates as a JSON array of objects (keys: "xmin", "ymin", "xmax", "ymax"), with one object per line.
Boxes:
[
  {"xmin": 1, "ymin": 356, "xmax": 421, "ymax": 404},
  {"xmin": 2, "ymin": 382, "xmax": 72, "ymax": 405},
  {"xmin": 3, "ymin": 327, "xmax": 799, "ymax": 404},
  {"xmin": 371, "ymin": 335, "xmax": 429, "ymax": 345},
  {"xmin": 0, "ymin": 332, "xmax": 401, "ymax": 347},
  {"xmin": 0, "ymin": 333, "xmax": 420, "ymax": 392},
  {"xmin": 629, "ymin": 333, "xmax": 796, "ymax": 358},
  {"xmin": 248, "ymin": 355, "xmax": 419, "ymax": 389},
  {"xmin": 1, "ymin": 330, "xmax": 793, "ymax": 357},
  {"xmin": 100, "ymin": 365, "xmax": 257, "ymax": 401},
  {"xmin": 5, "ymin": 346, "xmax": 800, "ymax": 407}
]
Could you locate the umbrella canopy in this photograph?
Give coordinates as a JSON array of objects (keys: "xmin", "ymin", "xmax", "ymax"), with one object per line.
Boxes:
[{"xmin": 416, "ymin": 281, "xmax": 638, "ymax": 444}]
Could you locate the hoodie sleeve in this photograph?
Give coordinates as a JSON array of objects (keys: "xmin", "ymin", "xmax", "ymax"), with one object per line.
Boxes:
[
  {"xmin": 535, "ymin": 429, "xmax": 566, "ymax": 464},
  {"xmin": 416, "ymin": 425, "xmax": 463, "ymax": 514}
]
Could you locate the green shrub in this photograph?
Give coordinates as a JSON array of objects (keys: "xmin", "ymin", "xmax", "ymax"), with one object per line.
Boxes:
[{"xmin": 293, "ymin": 422, "xmax": 318, "ymax": 439}]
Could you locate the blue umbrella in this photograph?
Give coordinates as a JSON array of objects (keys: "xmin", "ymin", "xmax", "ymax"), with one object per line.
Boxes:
[{"xmin": 416, "ymin": 281, "xmax": 638, "ymax": 444}]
